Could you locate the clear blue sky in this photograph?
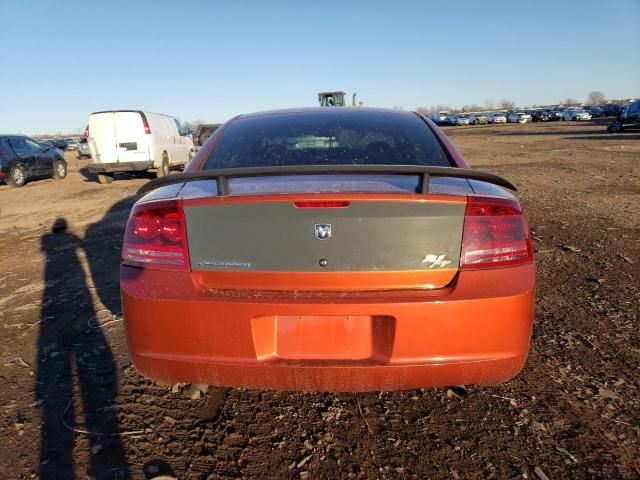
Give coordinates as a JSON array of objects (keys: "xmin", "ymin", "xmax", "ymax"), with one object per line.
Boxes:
[{"xmin": 1, "ymin": 0, "xmax": 638, "ymax": 135}]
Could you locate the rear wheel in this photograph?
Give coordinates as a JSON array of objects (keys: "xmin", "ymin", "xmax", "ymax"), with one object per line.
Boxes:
[
  {"xmin": 97, "ymin": 173, "xmax": 114, "ymax": 184},
  {"xmin": 200, "ymin": 130, "xmax": 211, "ymax": 145},
  {"xmin": 53, "ymin": 160, "xmax": 67, "ymax": 179},
  {"xmin": 158, "ymin": 153, "xmax": 170, "ymax": 177},
  {"xmin": 8, "ymin": 164, "xmax": 26, "ymax": 188}
]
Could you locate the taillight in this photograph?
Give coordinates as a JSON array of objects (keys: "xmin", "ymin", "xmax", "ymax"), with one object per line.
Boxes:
[
  {"xmin": 294, "ymin": 201, "xmax": 351, "ymax": 208},
  {"xmin": 460, "ymin": 197, "xmax": 533, "ymax": 269},
  {"xmin": 122, "ymin": 199, "xmax": 189, "ymax": 271},
  {"xmin": 140, "ymin": 112, "xmax": 151, "ymax": 134}
]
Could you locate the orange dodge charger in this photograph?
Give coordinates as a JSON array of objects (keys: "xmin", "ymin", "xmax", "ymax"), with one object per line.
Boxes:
[{"xmin": 121, "ymin": 108, "xmax": 534, "ymax": 391}]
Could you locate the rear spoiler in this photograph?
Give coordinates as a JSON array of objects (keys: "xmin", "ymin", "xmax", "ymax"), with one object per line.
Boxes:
[{"xmin": 137, "ymin": 165, "xmax": 516, "ymax": 196}]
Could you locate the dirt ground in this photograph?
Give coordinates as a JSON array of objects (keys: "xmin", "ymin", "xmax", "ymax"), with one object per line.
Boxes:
[{"xmin": 0, "ymin": 120, "xmax": 638, "ymax": 479}]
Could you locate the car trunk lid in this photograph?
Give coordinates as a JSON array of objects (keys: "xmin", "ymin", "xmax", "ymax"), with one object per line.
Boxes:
[{"xmin": 183, "ymin": 193, "xmax": 466, "ymax": 291}]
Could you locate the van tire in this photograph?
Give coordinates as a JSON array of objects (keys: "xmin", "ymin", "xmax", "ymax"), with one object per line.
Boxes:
[
  {"xmin": 97, "ymin": 173, "xmax": 114, "ymax": 184},
  {"xmin": 8, "ymin": 164, "xmax": 27, "ymax": 188},
  {"xmin": 158, "ymin": 154, "xmax": 170, "ymax": 177},
  {"xmin": 53, "ymin": 160, "xmax": 67, "ymax": 179}
]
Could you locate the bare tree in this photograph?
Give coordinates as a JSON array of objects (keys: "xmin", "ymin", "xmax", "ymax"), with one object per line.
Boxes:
[
  {"xmin": 483, "ymin": 100, "xmax": 495, "ymax": 111},
  {"xmin": 415, "ymin": 107, "xmax": 432, "ymax": 116},
  {"xmin": 499, "ymin": 99, "xmax": 516, "ymax": 110},
  {"xmin": 392, "ymin": 105, "xmax": 405, "ymax": 111},
  {"xmin": 587, "ymin": 91, "xmax": 605, "ymax": 105},
  {"xmin": 463, "ymin": 103, "xmax": 482, "ymax": 112},
  {"xmin": 180, "ymin": 119, "xmax": 205, "ymax": 130},
  {"xmin": 564, "ymin": 98, "xmax": 579, "ymax": 107}
]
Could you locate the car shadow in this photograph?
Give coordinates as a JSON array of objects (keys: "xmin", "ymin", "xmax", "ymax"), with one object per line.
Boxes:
[
  {"xmin": 78, "ymin": 167, "xmax": 98, "ymax": 183},
  {"xmin": 562, "ymin": 133, "xmax": 640, "ymax": 141},
  {"xmin": 36, "ymin": 218, "xmax": 131, "ymax": 479},
  {"xmin": 78, "ymin": 167, "xmax": 156, "ymax": 184},
  {"xmin": 492, "ymin": 127, "xmax": 605, "ymax": 136}
]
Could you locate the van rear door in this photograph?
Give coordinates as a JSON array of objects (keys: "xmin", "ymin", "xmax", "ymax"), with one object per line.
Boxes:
[
  {"xmin": 88, "ymin": 112, "xmax": 118, "ymax": 164},
  {"xmin": 114, "ymin": 112, "xmax": 150, "ymax": 163}
]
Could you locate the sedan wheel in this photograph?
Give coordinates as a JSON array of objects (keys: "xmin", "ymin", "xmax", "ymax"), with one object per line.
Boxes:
[
  {"xmin": 53, "ymin": 160, "xmax": 67, "ymax": 179},
  {"xmin": 8, "ymin": 165, "xmax": 26, "ymax": 188}
]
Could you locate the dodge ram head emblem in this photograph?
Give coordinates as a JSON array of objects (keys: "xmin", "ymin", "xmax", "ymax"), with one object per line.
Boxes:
[{"xmin": 314, "ymin": 223, "xmax": 331, "ymax": 240}]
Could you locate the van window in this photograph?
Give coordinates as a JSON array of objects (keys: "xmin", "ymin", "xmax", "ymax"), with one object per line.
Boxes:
[{"xmin": 174, "ymin": 119, "xmax": 189, "ymax": 136}]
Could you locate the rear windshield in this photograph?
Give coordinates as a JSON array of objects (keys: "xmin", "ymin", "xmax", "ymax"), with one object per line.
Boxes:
[{"xmin": 203, "ymin": 110, "xmax": 451, "ymax": 169}]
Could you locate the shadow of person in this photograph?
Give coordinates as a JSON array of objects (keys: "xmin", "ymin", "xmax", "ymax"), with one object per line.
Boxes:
[
  {"xmin": 84, "ymin": 196, "xmax": 137, "ymax": 316},
  {"xmin": 36, "ymin": 218, "xmax": 130, "ymax": 479}
]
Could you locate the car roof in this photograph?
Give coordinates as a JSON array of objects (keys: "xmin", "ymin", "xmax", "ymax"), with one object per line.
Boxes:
[
  {"xmin": 90, "ymin": 110, "xmax": 175, "ymax": 118},
  {"xmin": 0, "ymin": 134, "xmax": 29, "ymax": 139},
  {"xmin": 236, "ymin": 107, "xmax": 419, "ymax": 121}
]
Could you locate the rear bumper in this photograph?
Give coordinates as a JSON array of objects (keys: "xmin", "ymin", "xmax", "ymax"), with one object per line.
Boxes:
[
  {"xmin": 121, "ymin": 264, "xmax": 535, "ymax": 391},
  {"xmin": 87, "ymin": 161, "xmax": 154, "ymax": 173}
]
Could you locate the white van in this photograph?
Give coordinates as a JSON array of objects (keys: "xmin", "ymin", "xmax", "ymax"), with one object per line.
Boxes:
[{"xmin": 86, "ymin": 110, "xmax": 195, "ymax": 184}]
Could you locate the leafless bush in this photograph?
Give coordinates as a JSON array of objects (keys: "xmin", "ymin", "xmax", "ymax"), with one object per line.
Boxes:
[
  {"xmin": 180, "ymin": 119, "xmax": 205, "ymax": 130},
  {"xmin": 499, "ymin": 99, "xmax": 516, "ymax": 110},
  {"xmin": 563, "ymin": 98, "xmax": 579, "ymax": 107},
  {"xmin": 587, "ymin": 91, "xmax": 605, "ymax": 105}
]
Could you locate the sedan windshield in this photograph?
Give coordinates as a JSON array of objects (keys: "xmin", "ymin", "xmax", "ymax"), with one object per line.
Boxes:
[{"xmin": 204, "ymin": 110, "xmax": 451, "ymax": 169}]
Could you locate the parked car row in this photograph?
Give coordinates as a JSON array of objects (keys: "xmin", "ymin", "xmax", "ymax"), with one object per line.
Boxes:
[
  {"xmin": 526, "ymin": 104, "xmax": 625, "ymax": 120},
  {"xmin": 432, "ymin": 110, "xmax": 535, "ymax": 126},
  {"xmin": 429, "ymin": 102, "xmax": 630, "ymax": 127},
  {"xmin": 38, "ymin": 137, "xmax": 83, "ymax": 151}
]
